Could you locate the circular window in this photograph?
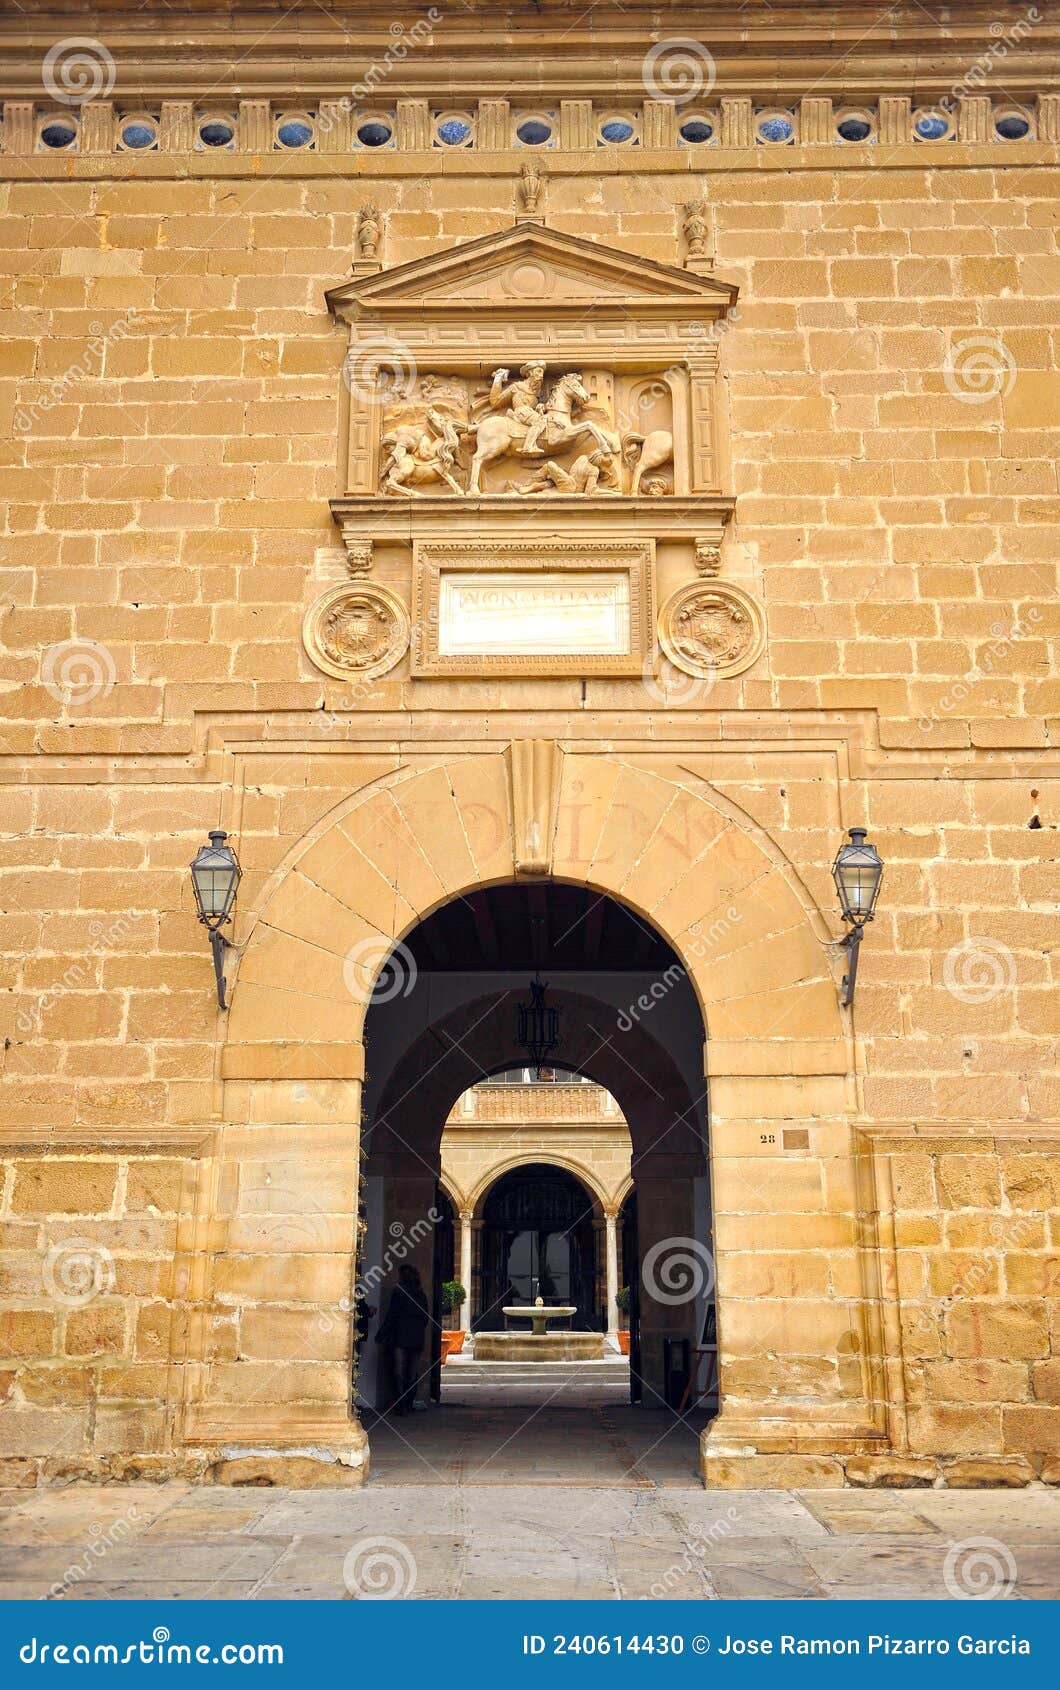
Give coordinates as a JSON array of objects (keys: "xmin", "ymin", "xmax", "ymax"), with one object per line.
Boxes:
[
  {"xmin": 837, "ymin": 115, "xmax": 873, "ymax": 142},
  {"xmin": 436, "ymin": 116, "xmax": 472, "ymax": 147},
  {"xmin": 198, "ymin": 116, "xmax": 235, "ymax": 148},
  {"xmin": 599, "ymin": 118, "xmax": 635, "ymax": 145},
  {"xmin": 119, "ymin": 119, "xmax": 158, "ymax": 151},
  {"xmin": 275, "ymin": 116, "xmax": 314, "ymax": 149},
  {"xmin": 914, "ymin": 111, "xmax": 950, "ymax": 141},
  {"xmin": 757, "ymin": 113, "xmax": 795, "ymax": 144},
  {"xmin": 356, "ymin": 119, "xmax": 392, "ymax": 148},
  {"xmin": 515, "ymin": 117, "xmax": 553, "ymax": 146},
  {"xmin": 995, "ymin": 111, "xmax": 1031, "ymax": 140},
  {"xmin": 40, "ymin": 117, "xmax": 78, "ymax": 150},
  {"xmin": 679, "ymin": 117, "xmax": 714, "ymax": 143}
]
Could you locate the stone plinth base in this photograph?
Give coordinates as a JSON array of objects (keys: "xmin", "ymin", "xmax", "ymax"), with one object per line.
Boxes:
[
  {"xmin": 475, "ymin": 1331, "xmax": 606, "ymax": 1362},
  {"xmin": 700, "ymin": 1440, "xmax": 1049, "ymax": 1490}
]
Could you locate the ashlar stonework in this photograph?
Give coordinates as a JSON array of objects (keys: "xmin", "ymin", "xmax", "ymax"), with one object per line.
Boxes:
[{"xmin": 0, "ymin": 0, "xmax": 1058, "ymax": 1490}]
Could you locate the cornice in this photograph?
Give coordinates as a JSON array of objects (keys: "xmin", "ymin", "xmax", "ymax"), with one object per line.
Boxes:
[
  {"xmin": 0, "ymin": 1126, "xmax": 218, "ymax": 1155},
  {"xmin": 1, "ymin": 4, "xmax": 1057, "ymax": 102}
]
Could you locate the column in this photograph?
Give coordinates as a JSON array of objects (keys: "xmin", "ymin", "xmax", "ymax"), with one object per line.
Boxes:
[
  {"xmin": 604, "ymin": 1206, "xmax": 620, "ymax": 1343},
  {"xmin": 459, "ymin": 1210, "xmax": 473, "ymax": 1331}
]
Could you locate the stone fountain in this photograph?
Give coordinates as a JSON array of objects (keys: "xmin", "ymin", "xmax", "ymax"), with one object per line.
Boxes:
[{"xmin": 475, "ymin": 1295, "xmax": 606, "ymax": 1362}]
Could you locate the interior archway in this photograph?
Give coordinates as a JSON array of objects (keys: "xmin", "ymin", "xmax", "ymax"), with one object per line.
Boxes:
[
  {"xmin": 355, "ymin": 877, "xmax": 714, "ymax": 1471},
  {"xmin": 476, "ymin": 1162, "xmax": 600, "ymax": 1332}
]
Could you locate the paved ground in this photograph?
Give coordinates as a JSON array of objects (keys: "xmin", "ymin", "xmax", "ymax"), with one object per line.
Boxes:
[{"xmin": 1, "ymin": 1369, "xmax": 1058, "ymax": 1600}]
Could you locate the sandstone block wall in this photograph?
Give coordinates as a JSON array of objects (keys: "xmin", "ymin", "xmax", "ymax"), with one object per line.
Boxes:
[{"xmin": 0, "ymin": 2, "xmax": 1057, "ymax": 1483}]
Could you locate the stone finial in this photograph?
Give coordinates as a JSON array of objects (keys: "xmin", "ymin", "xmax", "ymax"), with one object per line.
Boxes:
[
  {"xmin": 682, "ymin": 198, "xmax": 711, "ymax": 262},
  {"xmin": 519, "ymin": 159, "xmax": 545, "ymax": 221},
  {"xmin": 356, "ymin": 201, "xmax": 381, "ymax": 262}
]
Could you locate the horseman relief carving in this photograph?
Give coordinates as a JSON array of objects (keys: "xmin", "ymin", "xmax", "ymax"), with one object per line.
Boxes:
[{"xmin": 377, "ymin": 365, "xmax": 674, "ymax": 497}]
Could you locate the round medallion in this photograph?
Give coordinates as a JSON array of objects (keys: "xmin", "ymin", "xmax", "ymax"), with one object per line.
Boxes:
[
  {"xmin": 503, "ymin": 260, "xmax": 551, "ymax": 297},
  {"xmin": 302, "ymin": 582, "xmax": 411, "ymax": 682},
  {"xmin": 657, "ymin": 581, "xmax": 765, "ymax": 680}
]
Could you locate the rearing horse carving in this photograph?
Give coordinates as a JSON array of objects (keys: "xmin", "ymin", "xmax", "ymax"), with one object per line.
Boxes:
[{"xmin": 468, "ymin": 371, "xmax": 616, "ymax": 494}]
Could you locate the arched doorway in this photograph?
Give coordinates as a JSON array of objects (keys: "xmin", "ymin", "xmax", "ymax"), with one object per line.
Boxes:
[
  {"xmin": 357, "ymin": 878, "xmax": 711, "ymax": 1431},
  {"xmin": 204, "ymin": 745, "xmax": 867, "ymax": 1488},
  {"xmin": 476, "ymin": 1162, "xmax": 600, "ymax": 1333}
]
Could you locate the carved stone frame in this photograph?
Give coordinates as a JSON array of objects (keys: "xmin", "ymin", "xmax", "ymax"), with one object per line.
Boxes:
[
  {"xmin": 326, "ymin": 222, "xmax": 739, "ymax": 502},
  {"xmin": 410, "ymin": 537, "xmax": 654, "ymax": 677}
]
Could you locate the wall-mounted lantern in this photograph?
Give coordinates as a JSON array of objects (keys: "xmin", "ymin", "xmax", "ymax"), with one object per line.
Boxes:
[
  {"xmin": 190, "ymin": 829, "xmax": 242, "ymax": 1009},
  {"xmin": 832, "ymin": 826, "xmax": 884, "ymax": 1006}
]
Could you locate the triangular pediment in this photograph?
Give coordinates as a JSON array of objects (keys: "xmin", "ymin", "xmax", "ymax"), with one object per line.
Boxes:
[{"xmin": 327, "ymin": 222, "xmax": 736, "ymax": 321}]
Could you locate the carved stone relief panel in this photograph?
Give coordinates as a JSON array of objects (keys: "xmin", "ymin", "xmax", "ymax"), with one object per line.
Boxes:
[
  {"xmin": 325, "ymin": 223, "xmax": 738, "ymax": 501},
  {"xmin": 378, "ymin": 366, "xmax": 677, "ymax": 498}
]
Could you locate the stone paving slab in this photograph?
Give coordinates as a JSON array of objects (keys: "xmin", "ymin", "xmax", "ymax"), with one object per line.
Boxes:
[
  {"xmin": 62, "ymin": 1583, "xmax": 263, "ymax": 1601},
  {"xmin": 0, "ymin": 1479, "xmax": 1058, "ymax": 1601}
]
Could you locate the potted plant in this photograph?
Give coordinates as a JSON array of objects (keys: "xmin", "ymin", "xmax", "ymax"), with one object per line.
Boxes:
[
  {"xmin": 615, "ymin": 1285, "xmax": 631, "ymax": 1355},
  {"xmin": 440, "ymin": 1280, "xmax": 467, "ymax": 1361}
]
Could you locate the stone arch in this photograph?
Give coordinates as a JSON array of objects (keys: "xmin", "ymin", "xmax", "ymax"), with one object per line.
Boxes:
[
  {"xmin": 468, "ymin": 1152, "xmax": 614, "ymax": 1218},
  {"xmin": 200, "ymin": 747, "xmax": 880, "ymax": 1487},
  {"xmin": 367, "ymin": 986, "xmax": 703, "ymax": 1170},
  {"xmin": 437, "ymin": 1172, "xmax": 468, "ymax": 1213},
  {"xmin": 222, "ymin": 747, "xmax": 845, "ymax": 1079}
]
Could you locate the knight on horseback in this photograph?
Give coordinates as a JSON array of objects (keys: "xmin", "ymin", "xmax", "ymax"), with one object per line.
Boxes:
[{"xmin": 488, "ymin": 362, "xmax": 548, "ymax": 456}]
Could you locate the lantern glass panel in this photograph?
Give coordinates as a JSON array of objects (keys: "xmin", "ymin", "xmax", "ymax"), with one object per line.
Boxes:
[
  {"xmin": 190, "ymin": 834, "xmax": 241, "ymax": 926},
  {"xmin": 832, "ymin": 830, "xmax": 883, "ymax": 922}
]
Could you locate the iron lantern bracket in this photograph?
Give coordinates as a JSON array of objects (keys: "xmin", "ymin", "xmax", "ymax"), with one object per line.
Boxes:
[
  {"xmin": 838, "ymin": 920, "xmax": 868, "ymax": 1007},
  {"xmin": 207, "ymin": 926, "xmax": 232, "ymax": 1010}
]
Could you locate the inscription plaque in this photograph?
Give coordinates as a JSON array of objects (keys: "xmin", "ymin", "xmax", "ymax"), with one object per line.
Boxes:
[
  {"xmin": 438, "ymin": 571, "xmax": 630, "ymax": 658},
  {"xmin": 411, "ymin": 539, "xmax": 654, "ymax": 677}
]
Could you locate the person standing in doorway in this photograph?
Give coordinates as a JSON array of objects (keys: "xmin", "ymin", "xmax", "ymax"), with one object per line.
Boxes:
[{"xmin": 375, "ymin": 1263, "xmax": 430, "ymax": 1416}]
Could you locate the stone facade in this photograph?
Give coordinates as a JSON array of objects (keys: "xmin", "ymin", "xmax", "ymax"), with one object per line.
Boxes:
[
  {"xmin": 440, "ymin": 1080, "xmax": 632, "ymax": 1337},
  {"xmin": 0, "ymin": 2, "xmax": 1058, "ymax": 1487}
]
